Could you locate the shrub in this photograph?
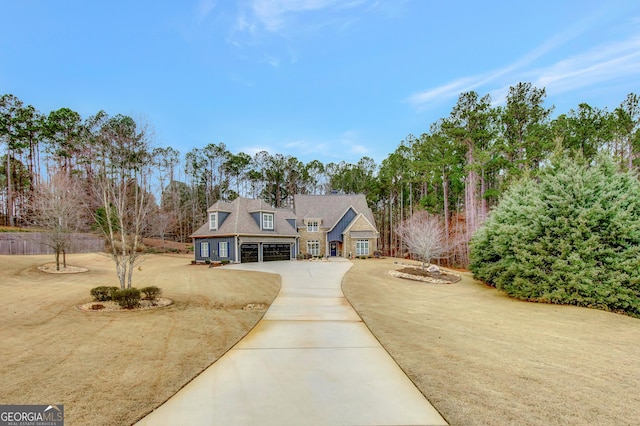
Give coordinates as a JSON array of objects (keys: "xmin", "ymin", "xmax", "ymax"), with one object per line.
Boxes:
[
  {"xmin": 470, "ymin": 155, "xmax": 640, "ymax": 317},
  {"xmin": 90, "ymin": 286, "xmax": 120, "ymax": 302},
  {"xmin": 221, "ymin": 259, "xmax": 230, "ymax": 265},
  {"xmin": 140, "ymin": 286, "xmax": 162, "ymax": 300},
  {"xmin": 113, "ymin": 288, "xmax": 141, "ymax": 309}
]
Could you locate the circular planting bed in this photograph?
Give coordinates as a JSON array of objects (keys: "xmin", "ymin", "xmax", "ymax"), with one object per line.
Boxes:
[
  {"xmin": 389, "ymin": 266, "xmax": 460, "ymax": 284},
  {"xmin": 78, "ymin": 298, "xmax": 173, "ymax": 312},
  {"xmin": 38, "ymin": 263, "xmax": 88, "ymax": 273}
]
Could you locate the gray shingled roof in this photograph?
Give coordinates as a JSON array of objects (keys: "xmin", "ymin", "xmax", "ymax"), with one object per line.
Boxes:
[
  {"xmin": 293, "ymin": 194, "xmax": 377, "ymax": 230},
  {"xmin": 191, "ymin": 197, "xmax": 298, "ymax": 238},
  {"xmin": 191, "ymin": 194, "xmax": 377, "ymax": 239}
]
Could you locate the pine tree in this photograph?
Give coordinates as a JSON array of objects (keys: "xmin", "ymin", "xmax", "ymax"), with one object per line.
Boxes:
[{"xmin": 470, "ymin": 155, "xmax": 640, "ymax": 317}]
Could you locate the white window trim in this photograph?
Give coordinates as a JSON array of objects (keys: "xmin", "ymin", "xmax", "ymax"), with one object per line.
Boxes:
[
  {"xmin": 201, "ymin": 241, "xmax": 210, "ymax": 258},
  {"xmin": 263, "ymin": 213, "xmax": 274, "ymax": 230},
  {"xmin": 307, "ymin": 240, "xmax": 320, "ymax": 256},
  {"xmin": 307, "ymin": 220, "xmax": 319, "ymax": 232},
  {"xmin": 219, "ymin": 241, "xmax": 229, "ymax": 258},
  {"xmin": 356, "ymin": 239, "xmax": 369, "ymax": 256},
  {"xmin": 209, "ymin": 212, "xmax": 218, "ymax": 230}
]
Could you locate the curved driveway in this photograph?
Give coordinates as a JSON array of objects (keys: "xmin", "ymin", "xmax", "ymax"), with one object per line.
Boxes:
[{"xmin": 136, "ymin": 259, "xmax": 447, "ymax": 426}]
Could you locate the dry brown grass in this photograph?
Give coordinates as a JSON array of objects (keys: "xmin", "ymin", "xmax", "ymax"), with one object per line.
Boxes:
[
  {"xmin": 5, "ymin": 252, "xmax": 640, "ymax": 426},
  {"xmin": 0, "ymin": 253, "xmax": 280, "ymax": 426},
  {"xmin": 342, "ymin": 257, "xmax": 640, "ymax": 426}
]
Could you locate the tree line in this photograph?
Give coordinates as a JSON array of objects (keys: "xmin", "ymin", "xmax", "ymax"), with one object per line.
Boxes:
[
  {"xmin": 1, "ymin": 83, "xmax": 639, "ymax": 268},
  {"xmin": 373, "ymin": 84, "xmax": 639, "ymax": 266}
]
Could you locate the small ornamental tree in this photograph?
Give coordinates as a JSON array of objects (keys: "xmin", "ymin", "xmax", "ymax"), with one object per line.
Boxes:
[
  {"xmin": 396, "ymin": 211, "xmax": 446, "ymax": 270},
  {"xmin": 470, "ymin": 155, "xmax": 640, "ymax": 317},
  {"xmin": 31, "ymin": 172, "xmax": 87, "ymax": 270}
]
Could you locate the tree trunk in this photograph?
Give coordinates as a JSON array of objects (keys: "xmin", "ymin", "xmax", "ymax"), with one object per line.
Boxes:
[
  {"xmin": 480, "ymin": 168, "xmax": 488, "ymax": 223},
  {"xmin": 442, "ymin": 167, "xmax": 450, "ymax": 251},
  {"xmin": 6, "ymin": 150, "xmax": 14, "ymax": 226},
  {"xmin": 628, "ymin": 137, "xmax": 633, "ymax": 171},
  {"xmin": 465, "ymin": 146, "xmax": 478, "ymax": 237}
]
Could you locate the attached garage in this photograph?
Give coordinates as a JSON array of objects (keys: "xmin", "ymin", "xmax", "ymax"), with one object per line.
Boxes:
[
  {"xmin": 240, "ymin": 244, "xmax": 259, "ymax": 263},
  {"xmin": 262, "ymin": 243, "xmax": 292, "ymax": 262}
]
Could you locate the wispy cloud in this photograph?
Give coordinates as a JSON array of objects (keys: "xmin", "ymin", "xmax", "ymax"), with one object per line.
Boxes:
[
  {"xmin": 231, "ymin": 0, "xmax": 371, "ymax": 38},
  {"xmin": 248, "ymin": 0, "xmax": 365, "ymax": 32},
  {"xmin": 339, "ymin": 130, "xmax": 369, "ymax": 156},
  {"xmin": 408, "ymin": 77, "xmax": 480, "ymax": 109},
  {"xmin": 408, "ymin": 6, "xmax": 636, "ymax": 110},
  {"xmin": 278, "ymin": 130, "xmax": 369, "ymax": 160},
  {"xmin": 226, "ymin": 0, "xmax": 398, "ymax": 71},
  {"xmin": 531, "ymin": 36, "xmax": 640, "ymax": 96},
  {"xmin": 196, "ymin": 0, "xmax": 217, "ymax": 23}
]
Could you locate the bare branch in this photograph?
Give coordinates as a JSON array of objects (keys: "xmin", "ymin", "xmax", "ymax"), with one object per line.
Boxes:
[{"xmin": 396, "ymin": 211, "xmax": 447, "ymax": 270}]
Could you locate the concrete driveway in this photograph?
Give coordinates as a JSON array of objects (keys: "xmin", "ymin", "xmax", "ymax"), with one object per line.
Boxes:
[{"xmin": 136, "ymin": 259, "xmax": 447, "ymax": 425}]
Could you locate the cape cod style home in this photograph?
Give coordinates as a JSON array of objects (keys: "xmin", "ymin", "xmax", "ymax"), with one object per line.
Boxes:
[{"xmin": 191, "ymin": 194, "xmax": 378, "ymax": 263}]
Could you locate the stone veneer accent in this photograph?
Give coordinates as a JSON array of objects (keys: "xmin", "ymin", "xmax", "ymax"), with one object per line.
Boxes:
[
  {"xmin": 298, "ymin": 226, "xmax": 327, "ymax": 256},
  {"xmin": 343, "ymin": 214, "xmax": 378, "ymax": 257}
]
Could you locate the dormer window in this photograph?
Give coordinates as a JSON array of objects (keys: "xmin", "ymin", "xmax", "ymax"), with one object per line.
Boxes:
[
  {"xmin": 307, "ymin": 220, "xmax": 319, "ymax": 232},
  {"xmin": 262, "ymin": 213, "xmax": 274, "ymax": 230},
  {"xmin": 209, "ymin": 212, "xmax": 218, "ymax": 230}
]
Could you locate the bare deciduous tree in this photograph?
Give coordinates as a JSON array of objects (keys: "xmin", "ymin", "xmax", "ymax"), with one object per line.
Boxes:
[
  {"xmin": 151, "ymin": 209, "xmax": 177, "ymax": 247},
  {"xmin": 30, "ymin": 171, "xmax": 87, "ymax": 270},
  {"xmin": 93, "ymin": 114, "xmax": 155, "ymax": 289},
  {"xmin": 396, "ymin": 211, "xmax": 447, "ymax": 270}
]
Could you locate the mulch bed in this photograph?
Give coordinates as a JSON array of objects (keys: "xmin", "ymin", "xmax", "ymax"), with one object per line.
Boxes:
[
  {"xmin": 390, "ymin": 267, "xmax": 461, "ymax": 284},
  {"xmin": 78, "ymin": 298, "xmax": 173, "ymax": 312},
  {"xmin": 38, "ymin": 263, "xmax": 88, "ymax": 274}
]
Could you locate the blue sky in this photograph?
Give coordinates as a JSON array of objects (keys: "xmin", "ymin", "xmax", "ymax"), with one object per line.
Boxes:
[{"xmin": 1, "ymin": 1, "xmax": 639, "ymax": 165}]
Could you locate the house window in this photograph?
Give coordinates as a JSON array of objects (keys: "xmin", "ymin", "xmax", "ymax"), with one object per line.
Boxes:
[
  {"xmin": 209, "ymin": 213, "xmax": 217, "ymax": 230},
  {"xmin": 307, "ymin": 240, "xmax": 320, "ymax": 256},
  {"xmin": 201, "ymin": 242, "xmax": 210, "ymax": 258},
  {"xmin": 219, "ymin": 241, "xmax": 229, "ymax": 258},
  {"xmin": 263, "ymin": 213, "xmax": 274, "ymax": 230},
  {"xmin": 307, "ymin": 221, "xmax": 319, "ymax": 232},
  {"xmin": 356, "ymin": 240, "xmax": 369, "ymax": 256}
]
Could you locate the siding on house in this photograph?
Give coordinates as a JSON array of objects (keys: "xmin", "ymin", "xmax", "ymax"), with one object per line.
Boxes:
[
  {"xmin": 191, "ymin": 194, "xmax": 378, "ymax": 262},
  {"xmin": 218, "ymin": 211, "xmax": 231, "ymax": 227},
  {"xmin": 249, "ymin": 212, "xmax": 261, "ymax": 228},
  {"xmin": 327, "ymin": 207, "xmax": 356, "ymax": 242},
  {"xmin": 195, "ymin": 236, "xmax": 237, "ymax": 262}
]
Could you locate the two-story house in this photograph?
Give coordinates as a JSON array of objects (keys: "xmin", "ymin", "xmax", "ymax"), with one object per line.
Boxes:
[{"xmin": 191, "ymin": 194, "xmax": 378, "ymax": 263}]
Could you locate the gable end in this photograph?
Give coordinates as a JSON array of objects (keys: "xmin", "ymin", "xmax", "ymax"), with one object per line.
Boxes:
[{"xmin": 327, "ymin": 207, "xmax": 357, "ymax": 242}]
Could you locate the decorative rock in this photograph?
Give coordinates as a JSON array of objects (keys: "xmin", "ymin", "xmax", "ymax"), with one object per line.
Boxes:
[{"xmin": 427, "ymin": 265, "xmax": 440, "ymax": 274}]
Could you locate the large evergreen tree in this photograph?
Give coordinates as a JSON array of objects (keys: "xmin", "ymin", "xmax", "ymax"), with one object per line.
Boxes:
[{"xmin": 470, "ymin": 155, "xmax": 640, "ymax": 317}]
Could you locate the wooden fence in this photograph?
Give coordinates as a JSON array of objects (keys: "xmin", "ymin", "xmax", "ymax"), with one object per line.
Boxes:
[{"xmin": 0, "ymin": 233, "xmax": 104, "ymax": 255}]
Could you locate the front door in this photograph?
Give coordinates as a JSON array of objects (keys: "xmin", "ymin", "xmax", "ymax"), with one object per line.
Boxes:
[{"xmin": 330, "ymin": 242, "xmax": 337, "ymax": 257}]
